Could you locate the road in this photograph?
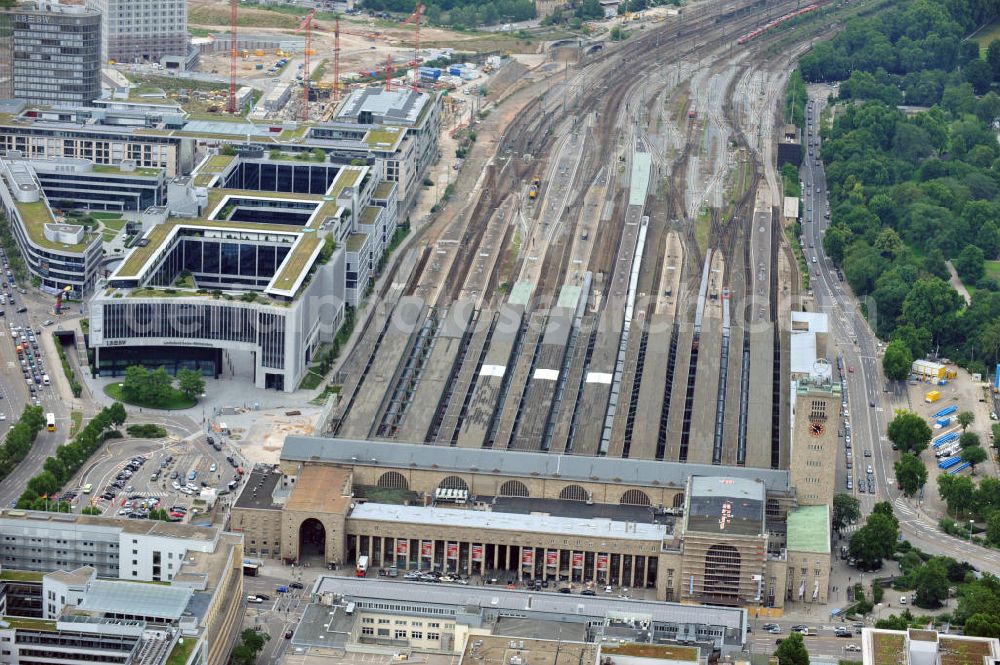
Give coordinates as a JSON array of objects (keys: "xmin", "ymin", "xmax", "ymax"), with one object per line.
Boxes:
[
  {"xmin": 802, "ymin": 91, "xmax": 1000, "ymax": 572},
  {"xmin": 0, "ymin": 256, "xmax": 75, "ymax": 508}
]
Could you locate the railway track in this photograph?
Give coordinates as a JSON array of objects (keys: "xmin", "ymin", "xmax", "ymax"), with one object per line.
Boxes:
[{"xmin": 426, "ymin": 0, "xmax": 821, "ymax": 311}]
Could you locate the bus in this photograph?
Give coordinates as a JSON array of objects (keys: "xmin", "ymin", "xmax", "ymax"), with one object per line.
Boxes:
[
  {"xmin": 46, "ymin": 413, "xmax": 55, "ymax": 432},
  {"xmin": 356, "ymin": 556, "xmax": 369, "ymax": 577},
  {"xmin": 82, "ymin": 483, "xmax": 93, "ymax": 494}
]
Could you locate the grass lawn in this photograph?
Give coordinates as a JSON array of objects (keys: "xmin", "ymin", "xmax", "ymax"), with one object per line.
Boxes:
[
  {"xmin": 101, "ymin": 218, "xmax": 127, "ymax": 232},
  {"xmin": 104, "ymin": 383, "xmax": 196, "ymax": 410},
  {"xmin": 975, "ymin": 18, "xmax": 1000, "ymax": 54},
  {"xmin": 298, "ymin": 370, "xmax": 324, "ymax": 391},
  {"xmin": 69, "ymin": 411, "xmax": 83, "ymax": 437},
  {"xmin": 90, "ymin": 211, "xmax": 124, "ymax": 220},
  {"xmin": 985, "ymin": 260, "xmax": 1000, "ymax": 283},
  {"xmin": 310, "ymin": 384, "xmax": 342, "ymax": 405},
  {"xmin": 165, "ymin": 637, "xmax": 197, "ymax": 665}
]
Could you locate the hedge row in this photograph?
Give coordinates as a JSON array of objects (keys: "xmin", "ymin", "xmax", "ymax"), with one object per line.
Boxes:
[{"xmin": 16, "ymin": 403, "xmax": 126, "ymax": 507}]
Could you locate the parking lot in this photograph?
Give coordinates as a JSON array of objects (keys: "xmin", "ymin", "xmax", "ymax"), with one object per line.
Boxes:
[
  {"xmin": 906, "ymin": 363, "xmax": 999, "ymax": 517},
  {"xmin": 66, "ymin": 429, "xmax": 249, "ymax": 522}
]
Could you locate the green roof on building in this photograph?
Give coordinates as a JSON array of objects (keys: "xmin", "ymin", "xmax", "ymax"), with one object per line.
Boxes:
[{"xmin": 786, "ymin": 504, "xmax": 830, "ymax": 554}]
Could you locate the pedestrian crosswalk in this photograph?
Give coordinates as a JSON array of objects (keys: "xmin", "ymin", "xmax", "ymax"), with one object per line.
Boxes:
[{"xmin": 893, "ymin": 497, "xmax": 916, "ymax": 518}]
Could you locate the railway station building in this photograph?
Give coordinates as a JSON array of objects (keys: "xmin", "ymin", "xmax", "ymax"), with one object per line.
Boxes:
[{"xmin": 230, "ymin": 436, "xmax": 832, "ymax": 610}]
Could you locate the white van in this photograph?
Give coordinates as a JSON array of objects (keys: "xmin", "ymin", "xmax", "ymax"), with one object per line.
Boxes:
[{"xmin": 42, "ymin": 374, "xmax": 49, "ymax": 386}]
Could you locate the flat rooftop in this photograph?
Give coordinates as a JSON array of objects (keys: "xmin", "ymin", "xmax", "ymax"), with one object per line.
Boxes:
[
  {"xmin": 335, "ymin": 88, "xmax": 430, "ymax": 127},
  {"xmin": 234, "ymin": 469, "xmax": 282, "ymax": 510},
  {"xmin": 491, "ymin": 497, "xmax": 668, "ymax": 526},
  {"xmin": 464, "ymin": 635, "xmax": 597, "ymax": 665},
  {"xmin": 77, "ymin": 580, "xmax": 193, "ymax": 620},
  {"xmin": 348, "ymin": 503, "xmax": 668, "ymax": 541},
  {"xmin": 313, "ymin": 578, "xmax": 747, "ymax": 630},
  {"xmin": 281, "ymin": 437, "xmax": 792, "ymax": 493},
  {"xmin": 287, "ymin": 466, "xmax": 351, "ymax": 514},
  {"xmin": 0, "ymin": 510, "xmax": 219, "ymax": 541}
]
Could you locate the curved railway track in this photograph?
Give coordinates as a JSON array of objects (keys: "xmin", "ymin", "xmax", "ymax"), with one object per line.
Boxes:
[{"xmin": 422, "ymin": 0, "xmax": 824, "ymax": 310}]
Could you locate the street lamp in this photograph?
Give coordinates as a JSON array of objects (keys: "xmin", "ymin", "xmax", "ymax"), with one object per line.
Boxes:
[{"xmin": 969, "ymin": 519, "xmax": 975, "ymax": 542}]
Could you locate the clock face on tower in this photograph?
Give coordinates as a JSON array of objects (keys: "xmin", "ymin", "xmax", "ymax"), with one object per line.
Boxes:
[{"xmin": 809, "ymin": 421, "xmax": 825, "ymax": 437}]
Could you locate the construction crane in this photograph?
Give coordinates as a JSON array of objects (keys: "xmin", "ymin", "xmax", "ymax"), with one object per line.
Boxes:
[
  {"xmin": 402, "ymin": 3, "xmax": 425, "ymax": 91},
  {"xmin": 384, "ymin": 53, "xmax": 393, "ymax": 92},
  {"xmin": 227, "ymin": 0, "xmax": 238, "ymax": 113},
  {"xmin": 296, "ymin": 9, "xmax": 317, "ymax": 121}
]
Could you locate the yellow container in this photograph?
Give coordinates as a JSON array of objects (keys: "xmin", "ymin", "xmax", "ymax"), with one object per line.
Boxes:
[{"xmin": 925, "ymin": 390, "xmax": 941, "ymax": 403}]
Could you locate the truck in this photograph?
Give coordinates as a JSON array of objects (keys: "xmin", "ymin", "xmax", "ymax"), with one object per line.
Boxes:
[
  {"xmin": 925, "ymin": 390, "xmax": 941, "ymax": 403},
  {"xmin": 356, "ymin": 555, "xmax": 369, "ymax": 577}
]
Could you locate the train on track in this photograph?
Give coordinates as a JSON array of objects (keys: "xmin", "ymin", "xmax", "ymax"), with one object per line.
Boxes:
[
  {"xmin": 529, "ymin": 177, "xmax": 541, "ymax": 200},
  {"xmin": 736, "ymin": 3, "xmax": 822, "ymax": 45}
]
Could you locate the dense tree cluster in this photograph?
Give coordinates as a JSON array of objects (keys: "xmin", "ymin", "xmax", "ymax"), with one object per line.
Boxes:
[
  {"xmin": 15, "ymin": 403, "xmax": 126, "ymax": 510},
  {"xmin": 359, "ymin": 0, "xmax": 535, "ymax": 27},
  {"xmin": 938, "ymin": 474, "xmax": 1000, "ymax": 523},
  {"xmin": 849, "ymin": 502, "xmax": 900, "ymax": 570},
  {"xmin": 0, "ymin": 406, "xmax": 46, "ymax": 484},
  {"xmin": 803, "ymin": 0, "xmax": 1000, "ymax": 378},
  {"xmin": 121, "ymin": 366, "xmax": 204, "ymax": 407}
]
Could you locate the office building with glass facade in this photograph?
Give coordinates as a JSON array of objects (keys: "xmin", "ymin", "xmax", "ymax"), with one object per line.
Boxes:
[
  {"xmin": 87, "ymin": 157, "xmax": 404, "ymax": 391},
  {"xmin": 1, "ymin": 3, "xmax": 102, "ymax": 107}
]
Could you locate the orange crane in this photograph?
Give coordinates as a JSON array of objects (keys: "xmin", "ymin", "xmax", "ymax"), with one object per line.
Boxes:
[
  {"xmin": 384, "ymin": 52, "xmax": 393, "ymax": 92},
  {"xmin": 296, "ymin": 9, "xmax": 317, "ymax": 121},
  {"xmin": 402, "ymin": 3, "xmax": 425, "ymax": 90},
  {"xmin": 227, "ymin": 0, "xmax": 238, "ymax": 113}
]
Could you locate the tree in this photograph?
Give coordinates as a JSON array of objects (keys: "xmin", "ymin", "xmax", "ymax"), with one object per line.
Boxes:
[
  {"xmin": 875, "ymin": 611, "xmax": 914, "ymax": 630},
  {"xmin": 962, "ymin": 445, "xmax": 988, "ymax": 472},
  {"xmin": 966, "ymin": 612, "xmax": 1000, "ymax": 638},
  {"xmin": 980, "ymin": 321, "xmax": 1000, "ymax": 365},
  {"xmin": 888, "ymin": 411, "xmax": 933, "ymax": 455},
  {"xmin": 938, "ymin": 474, "xmax": 977, "ymax": 516},
  {"xmin": 232, "ymin": 629, "xmax": 270, "ymax": 665},
  {"xmin": 895, "ymin": 454, "xmax": 928, "ymax": 497},
  {"xmin": 960, "ymin": 431, "xmax": 981, "ymax": 449},
  {"xmin": 988, "ymin": 39, "xmax": 1000, "ymax": 80},
  {"xmin": 122, "ymin": 366, "xmax": 173, "ymax": 406},
  {"xmin": 775, "ymin": 631, "xmax": 809, "ymax": 665},
  {"xmin": 833, "ymin": 493, "xmax": 861, "ymax": 532},
  {"xmin": 913, "ymin": 557, "xmax": 950, "ymax": 608},
  {"xmin": 849, "ymin": 510, "xmax": 899, "ymax": 570},
  {"xmin": 883, "ymin": 340, "xmax": 914, "ymax": 380},
  {"xmin": 82, "ymin": 506, "xmax": 101, "ymax": 515},
  {"xmin": 176, "ymin": 369, "xmax": 205, "ymax": 401},
  {"xmin": 956, "ymin": 245, "xmax": 986, "ymax": 284},
  {"xmin": 108, "ymin": 402, "xmax": 127, "ymax": 429},
  {"xmin": 986, "ymin": 511, "xmax": 1000, "ymax": 546},
  {"xmin": 958, "ymin": 410, "xmax": 976, "ymax": 432},
  {"xmin": 964, "ymin": 58, "xmax": 993, "ymax": 94}
]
